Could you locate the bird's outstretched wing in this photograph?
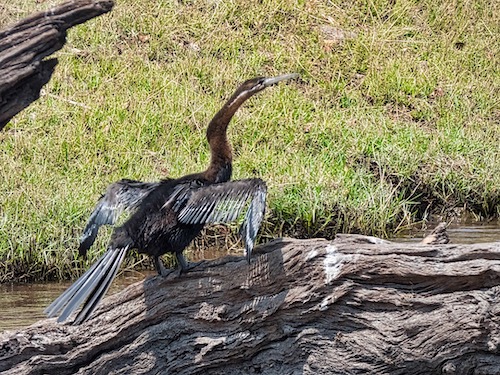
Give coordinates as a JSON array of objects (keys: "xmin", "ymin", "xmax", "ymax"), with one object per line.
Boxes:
[
  {"xmin": 175, "ymin": 178, "xmax": 267, "ymax": 262},
  {"xmin": 79, "ymin": 179, "xmax": 159, "ymax": 256}
]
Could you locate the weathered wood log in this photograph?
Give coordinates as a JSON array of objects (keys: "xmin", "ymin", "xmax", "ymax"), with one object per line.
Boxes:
[
  {"xmin": 1, "ymin": 234, "xmax": 499, "ymax": 374},
  {"xmin": 0, "ymin": 0, "xmax": 114, "ymax": 130}
]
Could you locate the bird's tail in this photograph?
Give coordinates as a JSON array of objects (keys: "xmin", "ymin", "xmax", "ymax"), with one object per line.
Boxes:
[{"xmin": 45, "ymin": 246, "xmax": 128, "ymax": 324}]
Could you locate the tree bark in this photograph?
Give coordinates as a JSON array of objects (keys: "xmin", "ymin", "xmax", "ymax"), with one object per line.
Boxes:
[
  {"xmin": 0, "ymin": 0, "xmax": 114, "ymax": 130},
  {"xmin": 1, "ymin": 233, "xmax": 499, "ymax": 374}
]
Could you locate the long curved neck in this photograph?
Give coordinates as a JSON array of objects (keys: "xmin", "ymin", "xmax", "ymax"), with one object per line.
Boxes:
[{"xmin": 204, "ymin": 88, "xmax": 255, "ymax": 183}]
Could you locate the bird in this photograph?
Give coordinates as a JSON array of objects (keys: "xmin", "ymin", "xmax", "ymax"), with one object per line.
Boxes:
[{"xmin": 45, "ymin": 73, "xmax": 298, "ymax": 324}]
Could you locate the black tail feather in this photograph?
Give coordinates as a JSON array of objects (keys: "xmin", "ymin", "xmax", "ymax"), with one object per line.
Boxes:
[
  {"xmin": 57, "ymin": 250, "xmax": 117, "ymax": 323},
  {"xmin": 44, "ymin": 253, "xmax": 105, "ymax": 318},
  {"xmin": 73, "ymin": 247, "xmax": 127, "ymax": 324},
  {"xmin": 45, "ymin": 247, "xmax": 128, "ymax": 324}
]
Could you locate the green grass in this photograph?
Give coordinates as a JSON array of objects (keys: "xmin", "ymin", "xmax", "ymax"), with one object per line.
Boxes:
[{"xmin": 0, "ymin": 0, "xmax": 499, "ymax": 281}]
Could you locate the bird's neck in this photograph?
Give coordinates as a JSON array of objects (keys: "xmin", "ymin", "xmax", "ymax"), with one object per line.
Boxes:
[
  {"xmin": 204, "ymin": 87, "xmax": 254, "ymax": 183},
  {"xmin": 204, "ymin": 109, "xmax": 234, "ymax": 183}
]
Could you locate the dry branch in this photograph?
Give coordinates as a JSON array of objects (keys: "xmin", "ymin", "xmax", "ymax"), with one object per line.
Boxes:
[
  {"xmin": 1, "ymin": 234, "xmax": 499, "ymax": 374},
  {"xmin": 0, "ymin": 0, "xmax": 114, "ymax": 129}
]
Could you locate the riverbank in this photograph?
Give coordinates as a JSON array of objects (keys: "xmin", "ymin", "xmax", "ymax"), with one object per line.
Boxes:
[{"xmin": 1, "ymin": 0, "xmax": 499, "ymax": 281}]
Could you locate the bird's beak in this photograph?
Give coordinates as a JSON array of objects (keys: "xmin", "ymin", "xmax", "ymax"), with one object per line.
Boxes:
[{"xmin": 263, "ymin": 73, "xmax": 299, "ymax": 87}]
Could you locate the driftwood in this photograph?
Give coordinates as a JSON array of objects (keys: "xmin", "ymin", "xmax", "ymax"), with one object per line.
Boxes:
[
  {"xmin": 1, "ymin": 233, "xmax": 499, "ymax": 374},
  {"xmin": 0, "ymin": 0, "xmax": 114, "ymax": 130}
]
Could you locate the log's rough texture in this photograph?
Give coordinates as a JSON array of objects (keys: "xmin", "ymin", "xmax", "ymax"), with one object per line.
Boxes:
[
  {"xmin": 0, "ymin": 235, "xmax": 499, "ymax": 374},
  {"xmin": 0, "ymin": 0, "xmax": 114, "ymax": 129}
]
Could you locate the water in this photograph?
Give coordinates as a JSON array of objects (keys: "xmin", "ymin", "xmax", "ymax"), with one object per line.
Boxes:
[
  {"xmin": 393, "ymin": 220, "xmax": 500, "ymax": 244},
  {"xmin": 0, "ymin": 281, "xmax": 71, "ymax": 331},
  {"xmin": 0, "ymin": 271, "xmax": 151, "ymax": 333},
  {"xmin": 1, "ymin": 223, "xmax": 499, "ymax": 333}
]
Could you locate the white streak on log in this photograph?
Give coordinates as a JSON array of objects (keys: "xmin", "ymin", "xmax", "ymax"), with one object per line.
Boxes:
[
  {"xmin": 195, "ymin": 336, "xmax": 225, "ymax": 362},
  {"xmin": 323, "ymin": 244, "xmax": 356, "ymax": 284},
  {"xmin": 305, "ymin": 249, "xmax": 318, "ymax": 261}
]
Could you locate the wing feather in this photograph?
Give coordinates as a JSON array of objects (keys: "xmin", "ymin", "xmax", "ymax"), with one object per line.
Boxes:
[
  {"xmin": 176, "ymin": 178, "xmax": 267, "ymax": 262},
  {"xmin": 240, "ymin": 187, "xmax": 267, "ymax": 262},
  {"xmin": 79, "ymin": 179, "xmax": 159, "ymax": 256}
]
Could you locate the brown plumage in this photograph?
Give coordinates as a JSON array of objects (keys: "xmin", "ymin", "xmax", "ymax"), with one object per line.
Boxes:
[{"xmin": 45, "ymin": 73, "xmax": 298, "ymax": 324}]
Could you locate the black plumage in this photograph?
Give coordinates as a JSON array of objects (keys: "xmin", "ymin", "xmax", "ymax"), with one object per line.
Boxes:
[{"xmin": 45, "ymin": 73, "xmax": 298, "ymax": 324}]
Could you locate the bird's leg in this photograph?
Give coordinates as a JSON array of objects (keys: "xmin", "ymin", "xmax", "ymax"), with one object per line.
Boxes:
[
  {"xmin": 176, "ymin": 252, "xmax": 188, "ymax": 273},
  {"xmin": 176, "ymin": 252, "xmax": 202, "ymax": 275},
  {"xmin": 153, "ymin": 256, "xmax": 170, "ymax": 277}
]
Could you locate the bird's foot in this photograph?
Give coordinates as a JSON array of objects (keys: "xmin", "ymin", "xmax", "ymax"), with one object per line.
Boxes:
[
  {"xmin": 175, "ymin": 252, "xmax": 202, "ymax": 275},
  {"xmin": 178, "ymin": 260, "xmax": 203, "ymax": 275},
  {"xmin": 154, "ymin": 256, "xmax": 172, "ymax": 278}
]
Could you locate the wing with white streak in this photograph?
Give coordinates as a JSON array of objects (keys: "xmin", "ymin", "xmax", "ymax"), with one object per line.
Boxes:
[{"xmin": 175, "ymin": 178, "xmax": 267, "ymax": 262}]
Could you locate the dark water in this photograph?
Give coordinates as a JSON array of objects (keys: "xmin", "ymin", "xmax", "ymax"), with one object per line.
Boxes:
[{"xmin": 1, "ymin": 222, "xmax": 499, "ymax": 333}]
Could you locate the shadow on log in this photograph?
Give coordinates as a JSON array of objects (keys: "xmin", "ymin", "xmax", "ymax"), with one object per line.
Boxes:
[
  {"xmin": 1, "ymin": 233, "xmax": 499, "ymax": 374},
  {"xmin": 0, "ymin": 0, "xmax": 114, "ymax": 130}
]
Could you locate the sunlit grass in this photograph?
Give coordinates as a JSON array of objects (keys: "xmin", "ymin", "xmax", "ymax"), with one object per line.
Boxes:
[{"xmin": 0, "ymin": 0, "xmax": 499, "ymax": 281}]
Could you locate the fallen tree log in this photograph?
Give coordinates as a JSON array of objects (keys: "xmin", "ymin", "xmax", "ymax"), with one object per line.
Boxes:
[
  {"xmin": 1, "ymin": 234, "xmax": 499, "ymax": 374},
  {"xmin": 0, "ymin": 0, "xmax": 114, "ymax": 130}
]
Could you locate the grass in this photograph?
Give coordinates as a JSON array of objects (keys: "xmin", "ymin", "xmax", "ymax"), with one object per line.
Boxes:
[{"xmin": 0, "ymin": 0, "xmax": 499, "ymax": 281}]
